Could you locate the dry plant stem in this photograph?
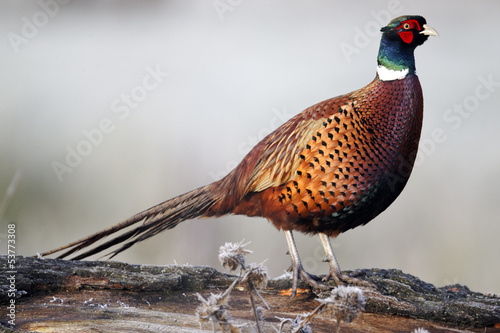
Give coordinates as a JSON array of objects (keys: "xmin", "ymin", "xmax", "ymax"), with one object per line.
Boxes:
[
  {"xmin": 278, "ymin": 318, "xmax": 293, "ymax": 333},
  {"xmin": 252, "ymin": 289, "xmax": 270, "ymax": 310},
  {"xmin": 248, "ymin": 282, "xmax": 264, "ymax": 333},
  {"xmin": 241, "ymin": 268, "xmax": 270, "ymax": 310},
  {"xmin": 335, "ymin": 320, "xmax": 341, "ymax": 333},
  {"xmin": 241, "ymin": 263, "xmax": 269, "ymax": 333},
  {"xmin": 221, "ymin": 278, "xmax": 239, "ymax": 302},
  {"xmin": 292, "ymin": 303, "xmax": 326, "ymax": 333}
]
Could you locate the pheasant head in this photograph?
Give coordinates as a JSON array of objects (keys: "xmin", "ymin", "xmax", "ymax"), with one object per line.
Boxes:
[{"xmin": 377, "ymin": 15, "xmax": 438, "ymax": 80}]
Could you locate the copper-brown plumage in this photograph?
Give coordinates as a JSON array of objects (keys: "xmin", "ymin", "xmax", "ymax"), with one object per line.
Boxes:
[
  {"xmin": 228, "ymin": 75, "xmax": 423, "ymax": 236},
  {"xmin": 40, "ymin": 15, "xmax": 437, "ymax": 296}
]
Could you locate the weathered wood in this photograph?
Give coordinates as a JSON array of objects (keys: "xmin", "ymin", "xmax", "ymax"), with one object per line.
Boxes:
[{"xmin": 1, "ymin": 255, "xmax": 499, "ymax": 332}]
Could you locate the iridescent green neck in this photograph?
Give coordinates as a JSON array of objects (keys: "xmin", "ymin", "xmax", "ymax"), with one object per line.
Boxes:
[{"xmin": 377, "ymin": 36, "xmax": 416, "ymax": 72}]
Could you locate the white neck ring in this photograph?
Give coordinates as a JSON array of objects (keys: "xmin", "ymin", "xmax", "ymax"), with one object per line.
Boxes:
[{"xmin": 377, "ymin": 65, "xmax": 409, "ymax": 81}]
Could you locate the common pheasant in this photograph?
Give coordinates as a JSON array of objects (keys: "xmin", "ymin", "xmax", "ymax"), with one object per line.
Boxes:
[{"xmin": 41, "ymin": 16, "xmax": 438, "ymax": 296}]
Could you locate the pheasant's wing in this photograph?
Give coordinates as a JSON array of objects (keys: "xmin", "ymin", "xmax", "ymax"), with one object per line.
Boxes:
[{"xmin": 243, "ymin": 95, "xmax": 350, "ymax": 195}]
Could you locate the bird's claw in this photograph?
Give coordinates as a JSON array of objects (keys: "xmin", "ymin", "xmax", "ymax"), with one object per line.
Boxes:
[
  {"xmin": 322, "ymin": 270, "xmax": 376, "ymax": 289},
  {"xmin": 289, "ymin": 264, "xmax": 330, "ymax": 298}
]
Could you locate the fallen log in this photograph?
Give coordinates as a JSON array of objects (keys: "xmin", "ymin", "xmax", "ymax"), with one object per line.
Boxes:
[{"xmin": 0, "ymin": 255, "xmax": 499, "ymax": 332}]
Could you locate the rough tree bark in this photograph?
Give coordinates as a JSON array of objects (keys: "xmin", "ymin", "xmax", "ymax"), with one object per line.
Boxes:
[{"xmin": 0, "ymin": 255, "xmax": 499, "ymax": 332}]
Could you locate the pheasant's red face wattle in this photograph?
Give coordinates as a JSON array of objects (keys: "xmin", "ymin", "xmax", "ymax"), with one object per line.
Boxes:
[{"xmin": 397, "ymin": 19, "xmax": 422, "ymax": 44}]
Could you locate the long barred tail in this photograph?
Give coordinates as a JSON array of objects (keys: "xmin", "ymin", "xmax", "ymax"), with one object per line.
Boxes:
[{"xmin": 39, "ymin": 183, "xmax": 220, "ymax": 260}]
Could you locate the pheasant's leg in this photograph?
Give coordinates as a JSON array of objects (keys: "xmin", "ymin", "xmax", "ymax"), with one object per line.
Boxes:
[
  {"xmin": 318, "ymin": 233, "xmax": 375, "ymax": 288},
  {"xmin": 318, "ymin": 233, "xmax": 344, "ymax": 285},
  {"xmin": 284, "ymin": 230, "xmax": 329, "ymax": 297}
]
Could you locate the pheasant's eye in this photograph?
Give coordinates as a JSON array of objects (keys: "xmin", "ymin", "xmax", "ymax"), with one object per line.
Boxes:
[{"xmin": 403, "ymin": 23, "xmax": 411, "ymax": 30}]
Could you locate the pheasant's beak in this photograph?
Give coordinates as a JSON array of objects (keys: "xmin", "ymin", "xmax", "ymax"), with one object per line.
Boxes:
[{"xmin": 420, "ymin": 24, "xmax": 439, "ymax": 37}]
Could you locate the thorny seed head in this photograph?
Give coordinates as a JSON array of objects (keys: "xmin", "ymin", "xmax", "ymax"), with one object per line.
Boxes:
[
  {"xmin": 317, "ymin": 286, "xmax": 366, "ymax": 324},
  {"xmin": 412, "ymin": 329, "xmax": 430, "ymax": 333},
  {"xmin": 241, "ymin": 262, "xmax": 269, "ymax": 290},
  {"xmin": 195, "ymin": 292, "xmax": 232, "ymax": 325},
  {"xmin": 218, "ymin": 240, "xmax": 253, "ymax": 271},
  {"xmin": 277, "ymin": 315, "xmax": 313, "ymax": 333}
]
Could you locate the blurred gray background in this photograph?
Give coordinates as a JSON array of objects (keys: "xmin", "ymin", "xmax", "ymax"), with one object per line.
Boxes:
[{"xmin": 1, "ymin": 1, "xmax": 499, "ymax": 294}]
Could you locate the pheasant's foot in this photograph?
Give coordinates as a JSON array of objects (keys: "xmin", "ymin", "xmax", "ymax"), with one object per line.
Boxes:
[
  {"xmin": 322, "ymin": 270, "xmax": 376, "ymax": 289},
  {"xmin": 288, "ymin": 263, "xmax": 331, "ymax": 298}
]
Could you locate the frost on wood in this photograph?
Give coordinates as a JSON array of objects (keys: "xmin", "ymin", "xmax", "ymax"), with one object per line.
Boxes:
[{"xmin": 0, "ymin": 255, "xmax": 499, "ymax": 332}]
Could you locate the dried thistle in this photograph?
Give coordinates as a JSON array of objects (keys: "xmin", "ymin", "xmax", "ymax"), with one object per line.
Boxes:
[
  {"xmin": 196, "ymin": 292, "xmax": 232, "ymax": 325},
  {"xmin": 277, "ymin": 315, "xmax": 313, "ymax": 333},
  {"xmin": 215, "ymin": 242, "xmax": 270, "ymax": 333},
  {"xmin": 316, "ymin": 286, "xmax": 365, "ymax": 332},
  {"xmin": 241, "ymin": 262, "xmax": 269, "ymax": 290},
  {"xmin": 240, "ymin": 261, "xmax": 270, "ymax": 333},
  {"xmin": 196, "ymin": 279, "xmax": 241, "ymax": 332},
  {"xmin": 218, "ymin": 240, "xmax": 253, "ymax": 271}
]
